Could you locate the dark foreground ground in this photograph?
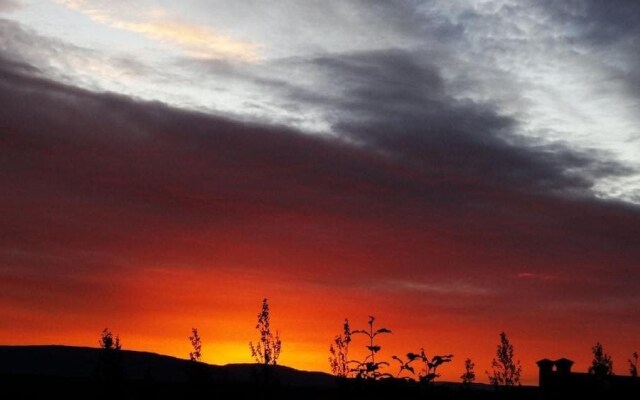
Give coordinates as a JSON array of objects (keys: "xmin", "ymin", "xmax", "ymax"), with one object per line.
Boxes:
[
  {"xmin": 2, "ymin": 346, "xmax": 637, "ymax": 399},
  {"xmin": 0, "ymin": 373, "xmax": 543, "ymax": 400},
  {"xmin": 0, "ymin": 345, "xmax": 541, "ymax": 400}
]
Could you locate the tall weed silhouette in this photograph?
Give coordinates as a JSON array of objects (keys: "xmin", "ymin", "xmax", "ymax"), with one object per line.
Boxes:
[{"xmin": 350, "ymin": 316, "xmax": 392, "ymax": 379}]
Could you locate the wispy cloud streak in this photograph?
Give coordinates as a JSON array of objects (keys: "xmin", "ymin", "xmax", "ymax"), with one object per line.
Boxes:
[{"xmin": 56, "ymin": 0, "xmax": 261, "ymax": 61}]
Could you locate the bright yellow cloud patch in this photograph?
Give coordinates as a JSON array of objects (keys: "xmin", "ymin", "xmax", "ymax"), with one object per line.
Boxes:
[{"xmin": 56, "ymin": 0, "xmax": 261, "ymax": 61}]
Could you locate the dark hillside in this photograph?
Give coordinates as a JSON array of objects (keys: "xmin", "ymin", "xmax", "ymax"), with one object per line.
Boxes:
[{"xmin": 0, "ymin": 345, "xmax": 543, "ymax": 399}]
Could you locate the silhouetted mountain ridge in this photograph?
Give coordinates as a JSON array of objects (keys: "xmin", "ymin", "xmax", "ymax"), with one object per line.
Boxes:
[{"xmin": 0, "ymin": 345, "xmax": 336, "ymax": 387}]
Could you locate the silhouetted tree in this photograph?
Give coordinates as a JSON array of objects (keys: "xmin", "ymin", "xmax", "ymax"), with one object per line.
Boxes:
[
  {"xmin": 99, "ymin": 327, "xmax": 121, "ymax": 351},
  {"xmin": 350, "ymin": 315, "xmax": 392, "ymax": 379},
  {"xmin": 98, "ymin": 328, "xmax": 123, "ymax": 385},
  {"xmin": 461, "ymin": 357, "xmax": 476, "ymax": 385},
  {"xmin": 589, "ymin": 342, "xmax": 613, "ymax": 376},
  {"xmin": 629, "ymin": 352, "xmax": 638, "ymax": 377},
  {"xmin": 249, "ymin": 298, "xmax": 282, "ymax": 365},
  {"xmin": 189, "ymin": 328, "xmax": 202, "ymax": 362},
  {"xmin": 487, "ymin": 331, "xmax": 521, "ymax": 386},
  {"xmin": 329, "ymin": 319, "xmax": 352, "ymax": 377}
]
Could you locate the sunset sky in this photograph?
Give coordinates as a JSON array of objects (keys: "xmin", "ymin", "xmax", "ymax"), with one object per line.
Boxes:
[{"xmin": 1, "ymin": 0, "xmax": 640, "ymax": 384}]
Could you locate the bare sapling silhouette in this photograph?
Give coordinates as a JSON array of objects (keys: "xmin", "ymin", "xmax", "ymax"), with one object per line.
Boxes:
[
  {"xmin": 329, "ymin": 318, "xmax": 352, "ymax": 378},
  {"xmin": 186, "ymin": 327, "xmax": 210, "ymax": 388},
  {"xmin": 461, "ymin": 357, "xmax": 476, "ymax": 385},
  {"xmin": 486, "ymin": 331, "xmax": 521, "ymax": 386},
  {"xmin": 249, "ymin": 298, "xmax": 282, "ymax": 366},
  {"xmin": 589, "ymin": 342, "xmax": 613, "ymax": 376}
]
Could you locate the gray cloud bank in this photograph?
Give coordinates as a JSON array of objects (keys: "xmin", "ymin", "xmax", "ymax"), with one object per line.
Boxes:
[{"xmin": 1, "ymin": 49, "xmax": 639, "ymax": 326}]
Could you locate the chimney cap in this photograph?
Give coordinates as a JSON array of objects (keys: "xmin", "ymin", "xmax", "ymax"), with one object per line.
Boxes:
[{"xmin": 537, "ymin": 358, "xmax": 555, "ymax": 367}]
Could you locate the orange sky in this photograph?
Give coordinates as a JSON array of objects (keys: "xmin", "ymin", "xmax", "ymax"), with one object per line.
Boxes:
[
  {"xmin": 1, "ymin": 52, "xmax": 640, "ymax": 386},
  {"xmin": 2, "ymin": 264, "xmax": 637, "ymax": 385},
  {"xmin": 2, "ymin": 245, "xmax": 638, "ymax": 385}
]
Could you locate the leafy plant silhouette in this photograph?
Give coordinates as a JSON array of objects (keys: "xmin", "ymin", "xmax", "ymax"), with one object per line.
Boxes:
[
  {"xmin": 391, "ymin": 354, "xmax": 415, "ymax": 379},
  {"xmin": 329, "ymin": 318, "xmax": 352, "ymax": 377},
  {"xmin": 629, "ymin": 352, "xmax": 638, "ymax": 377},
  {"xmin": 393, "ymin": 348, "xmax": 452, "ymax": 383},
  {"xmin": 349, "ymin": 316, "xmax": 392, "ymax": 379},
  {"xmin": 188, "ymin": 328, "xmax": 202, "ymax": 362},
  {"xmin": 249, "ymin": 298, "xmax": 282, "ymax": 366},
  {"xmin": 461, "ymin": 357, "xmax": 476, "ymax": 385},
  {"xmin": 589, "ymin": 342, "xmax": 613, "ymax": 376},
  {"xmin": 486, "ymin": 331, "xmax": 521, "ymax": 386}
]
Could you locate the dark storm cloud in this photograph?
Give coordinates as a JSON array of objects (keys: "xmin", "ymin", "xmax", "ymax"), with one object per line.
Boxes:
[
  {"xmin": 186, "ymin": 46, "xmax": 636, "ymax": 197},
  {"xmin": 304, "ymin": 49, "xmax": 635, "ymax": 195},
  {"xmin": 1, "ymin": 50, "xmax": 640, "ymax": 321}
]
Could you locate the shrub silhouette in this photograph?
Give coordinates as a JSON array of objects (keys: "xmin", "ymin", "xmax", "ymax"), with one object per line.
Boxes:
[
  {"xmin": 329, "ymin": 318, "xmax": 352, "ymax": 377},
  {"xmin": 99, "ymin": 327, "xmax": 121, "ymax": 351},
  {"xmin": 393, "ymin": 348, "xmax": 452, "ymax": 383},
  {"xmin": 589, "ymin": 342, "xmax": 613, "ymax": 376},
  {"xmin": 629, "ymin": 352, "xmax": 638, "ymax": 377},
  {"xmin": 486, "ymin": 331, "xmax": 521, "ymax": 386},
  {"xmin": 461, "ymin": 357, "xmax": 476, "ymax": 385},
  {"xmin": 350, "ymin": 315, "xmax": 392, "ymax": 379},
  {"xmin": 98, "ymin": 328, "xmax": 123, "ymax": 384},
  {"xmin": 249, "ymin": 298, "xmax": 282, "ymax": 365},
  {"xmin": 188, "ymin": 328, "xmax": 202, "ymax": 362}
]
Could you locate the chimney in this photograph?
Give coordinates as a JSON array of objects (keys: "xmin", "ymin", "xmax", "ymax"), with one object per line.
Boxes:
[
  {"xmin": 554, "ymin": 358, "xmax": 574, "ymax": 374},
  {"xmin": 537, "ymin": 359, "xmax": 555, "ymax": 388}
]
